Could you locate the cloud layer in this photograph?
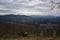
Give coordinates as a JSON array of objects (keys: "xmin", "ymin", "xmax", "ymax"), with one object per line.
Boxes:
[{"xmin": 0, "ymin": 0, "xmax": 60, "ymax": 16}]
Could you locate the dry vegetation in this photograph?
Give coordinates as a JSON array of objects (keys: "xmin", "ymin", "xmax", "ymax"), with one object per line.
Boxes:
[
  {"xmin": 0, "ymin": 36, "xmax": 60, "ymax": 40},
  {"xmin": 0, "ymin": 34, "xmax": 60, "ymax": 40},
  {"xmin": 0, "ymin": 22, "xmax": 60, "ymax": 40}
]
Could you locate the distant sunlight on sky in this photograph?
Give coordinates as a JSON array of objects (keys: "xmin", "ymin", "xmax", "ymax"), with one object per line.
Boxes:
[{"xmin": 0, "ymin": 0, "xmax": 60, "ymax": 16}]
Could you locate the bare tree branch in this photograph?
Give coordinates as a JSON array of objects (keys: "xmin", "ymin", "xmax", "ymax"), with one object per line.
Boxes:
[{"xmin": 50, "ymin": 0, "xmax": 60, "ymax": 11}]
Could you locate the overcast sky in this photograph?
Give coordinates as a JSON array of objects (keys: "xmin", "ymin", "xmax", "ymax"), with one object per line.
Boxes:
[{"xmin": 0, "ymin": 0, "xmax": 60, "ymax": 16}]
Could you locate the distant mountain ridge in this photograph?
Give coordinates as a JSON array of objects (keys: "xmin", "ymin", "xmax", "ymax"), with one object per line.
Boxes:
[
  {"xmin": 30, "ymin": 15, "xmax": 60, "ymax": 23},
  {"xmin": 0, "ymin": 14, "xmax": 33, "ymax": 22},
  {"xmin": 30, "ymin": 15, "xmax": 57, "ymax": 19},
  {"xmin": 0, "ymin": 15, "xmax": 60, "ymax": 23}
]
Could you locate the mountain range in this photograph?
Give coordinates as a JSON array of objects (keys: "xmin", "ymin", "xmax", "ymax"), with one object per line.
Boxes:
[
  {"xmin": 0, "ymin": 14, "xmax": 60, "ymax": 23},
  {"xmin": 0, "ymin": 14, "xmax": 33, "ymax": 23}
]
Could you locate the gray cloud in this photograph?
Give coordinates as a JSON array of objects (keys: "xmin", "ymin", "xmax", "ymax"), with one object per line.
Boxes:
[
  {"xmin": 0, "ymin": 0, "xmax": 60, "ymax": 16},
  {"xmin": 0, "ymin": 9, "xmax": 12, "ymax": 13},
  {"xmin": 0, "ymin": 0, "xmax": 50, "ymax": 9}
]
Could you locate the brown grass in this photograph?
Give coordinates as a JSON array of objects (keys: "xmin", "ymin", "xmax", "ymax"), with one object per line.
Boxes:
[
  {"xmin": 0, "ymin": 36, "xmax": 60, "ymax": 40},
  {"xmin": 0, "ymin": 34, "xmax": 60, "ymax": 40}
]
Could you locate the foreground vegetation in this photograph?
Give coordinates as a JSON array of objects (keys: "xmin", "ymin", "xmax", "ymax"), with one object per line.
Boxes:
[
  {"xmin": 0, "ymin": 22, "xmax": 60, "ymax": 40},
  {"xmin": 0, "ymin": 36, "xmax": 60, "ymax": 40},
  {"xmin": 0, "ymin": 34, "xmax": 60, "ymax": 40}
]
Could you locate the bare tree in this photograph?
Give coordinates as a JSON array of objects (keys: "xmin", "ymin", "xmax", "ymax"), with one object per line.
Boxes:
[
  {"xmin": 50, "ymin": 0, "xmax": 60, "ymax": 10},
  {"xmin": 49, "ymin": 0, "xmax": 60, "ymax": 15}
]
